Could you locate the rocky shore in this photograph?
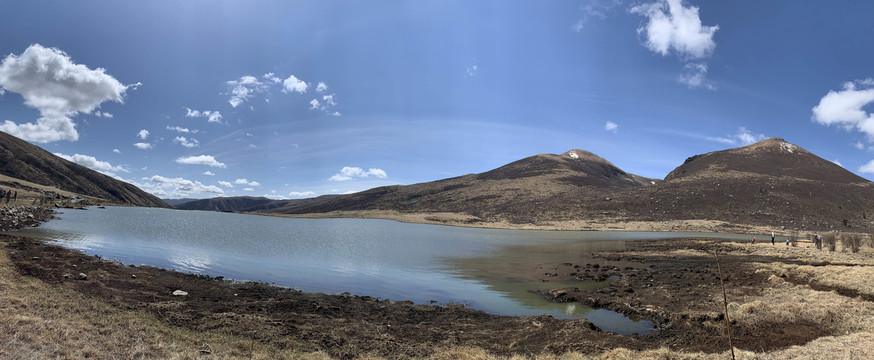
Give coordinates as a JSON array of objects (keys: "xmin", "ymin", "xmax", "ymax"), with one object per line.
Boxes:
[{"xmin": 0, "ymin": 205, "xmax": 53, "ymax": 231}]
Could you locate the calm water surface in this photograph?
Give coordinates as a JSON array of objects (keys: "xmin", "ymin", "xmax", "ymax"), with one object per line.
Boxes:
[{"xmin": 9, "ymin": 206, "xmax": 764, "ymax": 335}]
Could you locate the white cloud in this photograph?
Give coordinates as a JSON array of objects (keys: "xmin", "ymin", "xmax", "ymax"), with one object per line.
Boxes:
[
  {"xmin": 323, "ymin": 94, "xmax": 337, "ymax": 106},
  {"xmin": 832, "ymin": 159, "xmax": 843, "ymax": 167},
  {"xmin": 183, "ymin": 107, "xmax": 223, "ymax": 124},
  {"xmin": 176, "ymin": 155, "xmax": 227, "ymax": 168},
  {"xmin": 605, "ymin": 121, "xmax": 618, "ymax": 132},
  {"xmin": 707, "ymin": 127, "xmax": 766, "ymax": 146},
  {"xmin": 316, "ymin": 82, "xmax": 328, "ymax": 92},
  {"xmin": 234, "ymin": 178, "xmax": 260, "ymax": 186},
  {"xmin": 262, "ymin": 72, "xmax": 281, "ymax": 84},
  {"xmin": 466, "ymin": 65, "xmax": 478, "ymax": 77},
  {"xmin": 332, "ymin": 111, "xmax": 342, "ymax": 117},
  {"xmin": 144, "ymin": 175, "xmax": 224, "ymax": 197},
  {"xmin": 203, "ymin": 171, "xmax": 215, "ymax": 176},
  {"xmin": 113, "ymin": 149, "xmax": 121, "ymax": 154},
  {"xmin": 309, "ymin": 99, "xmax": 321, "ymax": 110},
  {"xmin": 54, "ymin": 152, "xmax": 129, "ymax": 175},
  {"xmin": 134, "ymin": 142, "xmax": 153, "ymax": 150},
  {"xmin": 0, "ymin": 44, "xmax": 134, "ymax": 143},
  {"xmin": 218, "ymin": 181, "xmax": 233, "ymax": 188},
  {"xmin": 166, "ymin": 125, "xmax": 197, "ymax": 134},
  {"xmin": 137, "ymin": 129, "xmax": 149, "ymax": 140},
  {"xmin": 860, "ymin": 160, "xmax": 874, "ymax": 174},
  {"xmin": 329, "ymin": 167, "xmax": 388, "ymax": 181},
  {"xmin": 94, "ymin": 111, "xmax": 113, "ymax": 118},
  {"xmin": 630, "ymin": 0, "xmax": 718, "ymax": 60},
  {"xmin": 226, "ymin": 75, "xmax": 269, "ymax": 108},
  {"xmin": 282, "ymin": 75, "xmax": 308, "ymax": 94},
  {"xmin": 243, "ymin": 187, "xmax": 254, "ymax": 192},
  {"xmin": 811, "ymin": 79, "xmax": 874, "ymax": 139},
  {"xmin": 679, "ymin": 62, "xmax": 715, "ymax": 90},
  {"xmin": 173, "ymin": 136, "xmax": 200, "ymax": 148},
  {"xmin": 855, "ymin": 141, "xmax": 865, "ymax": 150},
  {"xmin": 310, "ymin": 93, "xmax": 340, "ymax": 115},
  {"xmin": 289, "ymin": 191, "xmax": 316, "ymax": 198}
]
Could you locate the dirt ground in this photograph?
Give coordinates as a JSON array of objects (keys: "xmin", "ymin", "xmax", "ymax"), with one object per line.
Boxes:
[{"xmin": 6, "ymin": 228, "xmax": 873, "ymax": 358}]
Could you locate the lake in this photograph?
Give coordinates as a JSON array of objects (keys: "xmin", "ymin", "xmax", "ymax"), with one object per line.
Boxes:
[{"xmin": 8, "ymin": 206, "xmax": 763, "ymax": 335}]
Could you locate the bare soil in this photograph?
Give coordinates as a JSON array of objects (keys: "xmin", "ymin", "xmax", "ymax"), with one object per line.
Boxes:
[{"xmin": 4, "ymin": 228, "xmax": 862, "ymax": 358}]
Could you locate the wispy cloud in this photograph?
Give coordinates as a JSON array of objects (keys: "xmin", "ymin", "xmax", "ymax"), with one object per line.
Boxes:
[
  {"xmin": 572, "ymin": 0, "xmax": 622, "ymax": 33},
  {"xmin": 605, "ymin": 121, "xmax": 618, "ymax": 132},
  {"xmin": 173, "ymin": 136, "xmax": 200, "ymax": 148},
  {"xmin": 184, "ymin": 107, "xmax": 223, "ymax": 124},
  {"xmin": 288, "ymin": 191, "xmax": 316, "ymax": 198}
]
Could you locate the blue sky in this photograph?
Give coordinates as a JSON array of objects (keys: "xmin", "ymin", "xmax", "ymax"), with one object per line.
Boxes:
[{"xmin": 1, "ymin": 0, "xmax": 874, "ymax": 199}]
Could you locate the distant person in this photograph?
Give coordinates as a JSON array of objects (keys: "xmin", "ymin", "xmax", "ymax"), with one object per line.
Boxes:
[
  {"xmin": 786, "ymin": 238, "xmax": 790, "ymax": 246},
  {"xmin": 751, "ymin": 236, "xmax": 756, "ymax": 244},
  {"xmin": 771, "ymin": 232, "xmax": 775, "ymax": 245}
]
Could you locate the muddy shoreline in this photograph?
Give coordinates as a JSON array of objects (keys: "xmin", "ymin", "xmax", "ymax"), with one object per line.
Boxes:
[{"xmin": 3, "ymin": 206, "xmax": 870, "ymax": 358}]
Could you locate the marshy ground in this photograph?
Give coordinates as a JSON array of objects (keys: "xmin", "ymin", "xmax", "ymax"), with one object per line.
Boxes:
[{"xmin": 2, "ymin": 227, "xmax": 874, "ymax": 359}]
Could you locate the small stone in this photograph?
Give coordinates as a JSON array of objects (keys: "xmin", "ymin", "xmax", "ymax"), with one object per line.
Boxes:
[
  {"xmin": 172, "ymin": 290, "xmax": 188, "ymax": 296},
  {"xmin": 76, "ymin": 273, "xmax": 88, "ymax": 280},
  {"xmin": 131, "ymin": 274, "xmax": 137, "ymax": 279},
  {"xmin": 31, "ymin": 256, "xmax": 41, "ymax": 260},
  {"xmin": 62, "ymin": 274, "xmax": 71, "ymax": 280}
]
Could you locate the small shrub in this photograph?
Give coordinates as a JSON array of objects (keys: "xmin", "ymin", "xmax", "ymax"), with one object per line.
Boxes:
[
  {"xmin": 823, "ymin": 233, "xmax": 837, "ymax": 252},
  {"xmin": 842, "ymin": 233, "xmax": 862, "ymax": 253}
]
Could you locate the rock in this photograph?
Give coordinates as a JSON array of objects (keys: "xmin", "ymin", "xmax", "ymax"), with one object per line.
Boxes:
[
  {"xmin": 31, "ymin": 256, "xmax": 41, "ymax": 260},
  {"xmin": 62, "ymin": 274, "xmax": 71, "ymax": 280},
  {"xmin": 76, "ymin": 273, "xmax": 88, "ymax": 280},
  {"xmin": 172, "ymin": 290, "xmax": 188, "ymax": 296},
  {"xmin": 131, "ymin": 274, "xmax": 137, "ymax": 279}
]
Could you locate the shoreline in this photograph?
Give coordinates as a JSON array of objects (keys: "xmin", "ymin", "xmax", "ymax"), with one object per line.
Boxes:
[
  {"xmin": 4, "ymin": 205, "xmax": 874, "ymax": 358},
  {"xmin": 260, "ymin": 209, "xmax": 805, "ymax": 236}
]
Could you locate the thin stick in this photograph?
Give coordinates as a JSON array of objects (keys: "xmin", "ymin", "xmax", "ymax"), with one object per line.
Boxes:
[{"xmin": 715, "ymin": 249, "xmax": 736, "ymax": 360}]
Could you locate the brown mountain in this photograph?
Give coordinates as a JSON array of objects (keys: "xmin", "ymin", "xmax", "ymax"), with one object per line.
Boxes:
[
  {"xmin": 174, "ymin": 195, "xmax": 338, "ymax": 212},
  {"xmin": 277, "ymin": 149, "xmax": 659, "ymax": 223},
  {"xmin": 597, "ymin": 138, "xmax": 874, "ymax": 230},
  {"xmin": 0, "ymin": 131, "xmax": 168, "ymax": 208}
]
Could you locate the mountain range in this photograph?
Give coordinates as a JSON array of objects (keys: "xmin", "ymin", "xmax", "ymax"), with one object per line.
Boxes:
[{"xmin": 173, "ymin": 138, "xmax": 874, "ymax": 231}]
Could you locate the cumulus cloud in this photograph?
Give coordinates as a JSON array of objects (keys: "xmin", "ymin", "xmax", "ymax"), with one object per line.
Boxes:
[
  {"xmin": 707, "ymin": 127, "xmax": 766, "ymax": 146},
  {"xmin": 137, "ymin": 129, "xmax": 149, "ymax": 140},
  {"xmin": 54, "ymin": 152, "xmax": 129, "ymax": 175},
  {"xmin": 630, "ymin": 0, "xmax": 718, "ymax": 59},
  {"xmin": 860, "ymin": 160, "xmax": 874, "ymax": 174},
  {"xmin": 234, "ymin": 178, "xmax": 260, "ymax": 186},
  {"xmin": 605, "ymin": 121, "xmax": 618, "ymax": 132},
  {"xmin": 0, "ymin": 44, "xmax": 134, "ymax": 143},
  {"xmin": 113, "ymin": 148, "xmax": 121, "ymax": 154},
  {"xmin": 166, "ymin": 125, "xmax": 197, "ymax": 134},
  {"xmin": 226, "ymin": 75, "xmax": 270, "ymax": 108},
  {"xmin": 289, "ymin": 191, "xmax": 316, "ymax": 198},
  {"xmin": 315, "ymin": 82, "xmax": 328, "ymax": 92},
  {"xmin": 310, "ymin": 93, "xmax": 340, "ymax": 116},
  {"xmin": 811, "ymin": 79, "xmax": 874, "ymax": 139},
  {"xmin": 184, "ymin": 107, "xmax": 223, "ymax": 124},
  {"xmin": 143, "ymin": 175, "xmax": 224, "ymax": 197},
  {"xmin": 134, "ymin": 142, "xmax": 153, "ymax": 150},
  {"xmin": 218, "ymin": 181, "xmax": 233, "ymax": 188},
  {"xmin": 203, "ymin": 171, "xmax": 215, "ymax": 176},
  {"xmin": 173, "ymin": 136, "xmax": 200, "ymax": 148},
  {"xmin": 329, "ymin": 167, "xmax": 388, "ymax": 181},
  {"xmin": 176, "ymin": 155, "xmax": 227, "ymax": 168},
  {"xmin": 679, "ymin": 62, "xmax": 715, "ymax": 90},
  {"xmin": 282, "ymin": 75, "xmax": 308, "ymax": 94}
]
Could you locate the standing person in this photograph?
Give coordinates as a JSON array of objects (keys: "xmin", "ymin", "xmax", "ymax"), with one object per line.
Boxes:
[
  {"xmin": 771, "ymin": 231, "xmax": 775, "ymax": 245},
  {"xmin": 786, "ymin": 238, "xmax": 790, "ymax": 246},
  {"xmin": 752, "ymin": 236, "xmax": 756, "ymax": 244}
]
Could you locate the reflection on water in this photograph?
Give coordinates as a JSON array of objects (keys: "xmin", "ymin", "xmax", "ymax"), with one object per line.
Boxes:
[{"xmin": 6, "ymin": 207, "xmax": 767, "ymax": 335}]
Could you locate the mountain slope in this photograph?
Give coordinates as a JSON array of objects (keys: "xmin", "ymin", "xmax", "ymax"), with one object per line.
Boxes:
[
  {"xmin": 599, "ymin": 138, "xmax": 874, "ymax": 229},
  {"xmin": 277, "ymin": 149, "xmax": 659, "ymax": 222},
  {"xmin": 0, "ymin": 131, "xmax": 168, "ymax": 208},
  {"xmin": 174, "ymin": 195, "xmax": 340, "ymax": 212}
]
